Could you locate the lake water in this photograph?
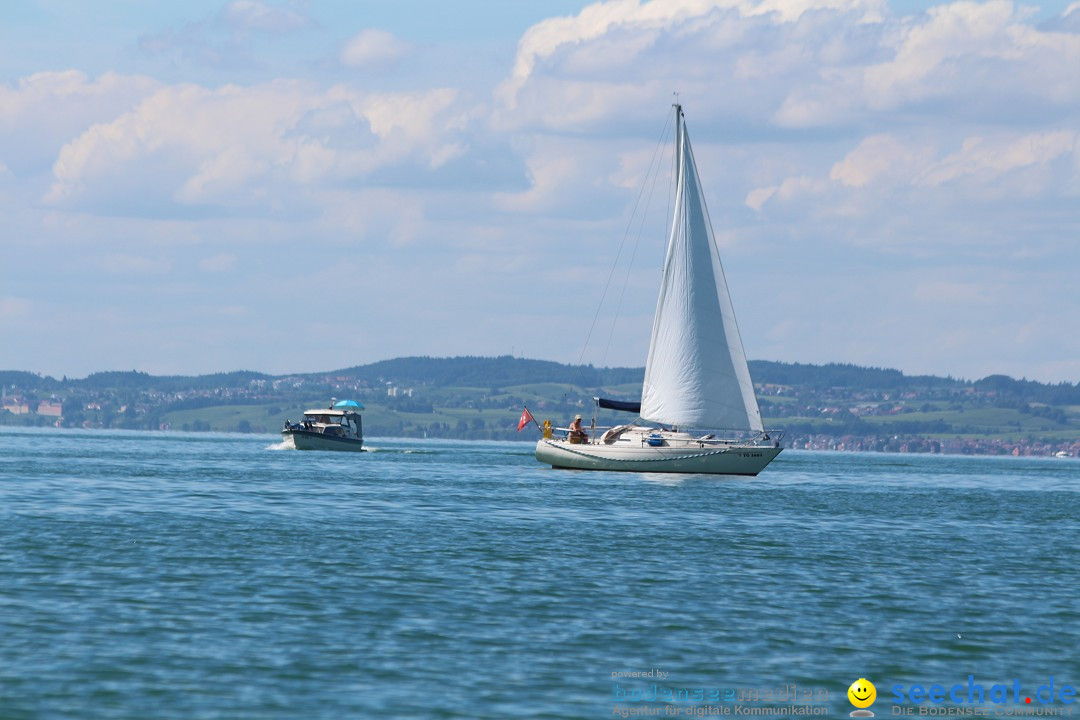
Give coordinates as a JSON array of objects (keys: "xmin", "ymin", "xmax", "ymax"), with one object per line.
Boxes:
[{"xmin": 2, "ymin": 427, "xmax": 1078, "ymax": 719}]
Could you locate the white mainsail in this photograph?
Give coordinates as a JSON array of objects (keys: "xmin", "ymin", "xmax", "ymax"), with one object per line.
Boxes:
[{"xmin": 639, "ymin": 106, "xmax": 764, "ymax": 433}]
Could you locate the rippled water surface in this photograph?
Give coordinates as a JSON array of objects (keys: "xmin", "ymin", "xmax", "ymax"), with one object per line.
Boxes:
[{"xmin": 2, "ymin": 428, "xmax": 1078, "ymax": 719}]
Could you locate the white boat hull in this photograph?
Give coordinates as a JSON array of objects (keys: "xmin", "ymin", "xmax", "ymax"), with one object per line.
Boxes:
[
  {"xmin": 282, "ymin": 430, "xmax": 365, "ymax": 452},
  {"xmin": 535, "ymin": 436, "xmax": 780, "ymax": 475}
]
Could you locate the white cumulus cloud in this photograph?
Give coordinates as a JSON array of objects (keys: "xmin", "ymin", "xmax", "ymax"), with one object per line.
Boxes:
[
  {"xmin": 340, "ymin": 29, "xmax": 411, "ymax": 69},
  {"xmin": 0, "ymin": 71, "xmax": 160, "ymax": 174},
  {"xmin": 918, "ymin": 131, "xmax": 1076, "ymax": 187},
  {"xmin": 830, "ymin": 134, "xmax": 936, "ymax": 188},
  {"xmin": 42, "ymin": 80, "xmax": 476, "ymax": 211}
]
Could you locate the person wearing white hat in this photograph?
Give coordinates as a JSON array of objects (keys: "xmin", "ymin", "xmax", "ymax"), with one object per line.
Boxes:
[{"xmin": 568, "ymin": 413, "xmax": 588, "ymax": 444}]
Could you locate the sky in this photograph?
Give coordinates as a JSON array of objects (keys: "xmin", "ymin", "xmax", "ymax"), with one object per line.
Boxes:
[{"xmin": 2, "ymin": 0, "xmax": 1079, "ymax": 383}]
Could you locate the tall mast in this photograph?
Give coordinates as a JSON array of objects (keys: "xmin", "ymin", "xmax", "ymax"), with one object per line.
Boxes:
[{"xmin": 673, "ymin": 103, "xmax": 683, "ymax": 189}]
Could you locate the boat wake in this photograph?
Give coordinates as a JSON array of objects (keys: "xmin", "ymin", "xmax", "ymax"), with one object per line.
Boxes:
[
  {"xmin": 364, "ymin": 447, "xmax": 434, "ymax": 455},
  {"xmin": 260, "ymin": 443, "xmax": 432, "ymax": 454}
]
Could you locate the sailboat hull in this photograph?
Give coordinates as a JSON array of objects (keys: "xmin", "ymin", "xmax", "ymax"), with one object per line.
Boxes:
[{"xmin": 535, "ymin": 437, "xmax": 781, "ymax": 476}]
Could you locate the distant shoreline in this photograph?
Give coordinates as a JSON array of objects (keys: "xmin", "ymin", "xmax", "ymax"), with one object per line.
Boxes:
[{"xmin": 3, "ymin": 356, "xmax": 1077, "ymax": 459}]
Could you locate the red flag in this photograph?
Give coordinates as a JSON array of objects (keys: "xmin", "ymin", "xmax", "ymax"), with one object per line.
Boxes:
[{"xmin": 517, "ymin": 407, "xmax": 535, "ymax": 432}]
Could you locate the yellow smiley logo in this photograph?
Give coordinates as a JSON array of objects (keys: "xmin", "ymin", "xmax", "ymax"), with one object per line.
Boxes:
[{"xmin": 848, "ymin": 678, "xmax": 877, "ymax": 709}]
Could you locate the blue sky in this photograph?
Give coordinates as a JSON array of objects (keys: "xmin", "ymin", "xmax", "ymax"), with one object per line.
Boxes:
[{"xmin": 2, "ymin": 0, "xmax": 1079, "ymax": 383}]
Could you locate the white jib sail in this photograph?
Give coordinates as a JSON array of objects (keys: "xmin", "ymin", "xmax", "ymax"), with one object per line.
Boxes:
[{"xmin": 640, "ymin": 109, "xmax": 764, "ymax": 433}]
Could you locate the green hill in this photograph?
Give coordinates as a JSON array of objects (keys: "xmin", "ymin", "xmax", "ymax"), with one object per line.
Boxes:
[{"xmin": 2, "ymin": 356, "xmax": 1078, "ymax": 455}]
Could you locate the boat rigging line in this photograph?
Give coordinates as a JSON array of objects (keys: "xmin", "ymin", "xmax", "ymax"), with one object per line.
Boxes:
[{"xmin": 575, "ymin": 105, "xmax": 675, "ymax": 370}]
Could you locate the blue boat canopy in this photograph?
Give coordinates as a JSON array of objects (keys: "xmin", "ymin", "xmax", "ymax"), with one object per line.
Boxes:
[
  {"xmin": 333, "ymin": 399, "xmax": 365, "ymax": 410},
  {"xmin": 596, "ymin": 397, "xmax": 641, "ymax": 413}
]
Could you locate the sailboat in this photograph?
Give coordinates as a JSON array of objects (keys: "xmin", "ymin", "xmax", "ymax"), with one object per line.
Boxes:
[{"xmin": 534, "ymin": 104, "xmax": 782, "ymax": 475}]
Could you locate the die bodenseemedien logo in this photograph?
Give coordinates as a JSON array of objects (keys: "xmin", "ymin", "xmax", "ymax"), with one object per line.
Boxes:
[{"xmin": 849, "ymin": 678, "xmax": 877, "ymax": 717}]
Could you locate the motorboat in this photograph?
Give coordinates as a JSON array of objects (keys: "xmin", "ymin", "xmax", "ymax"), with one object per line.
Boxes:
[{"xmin": 282, "ymin": 399, "xmax": 365, "ymax": 452}]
